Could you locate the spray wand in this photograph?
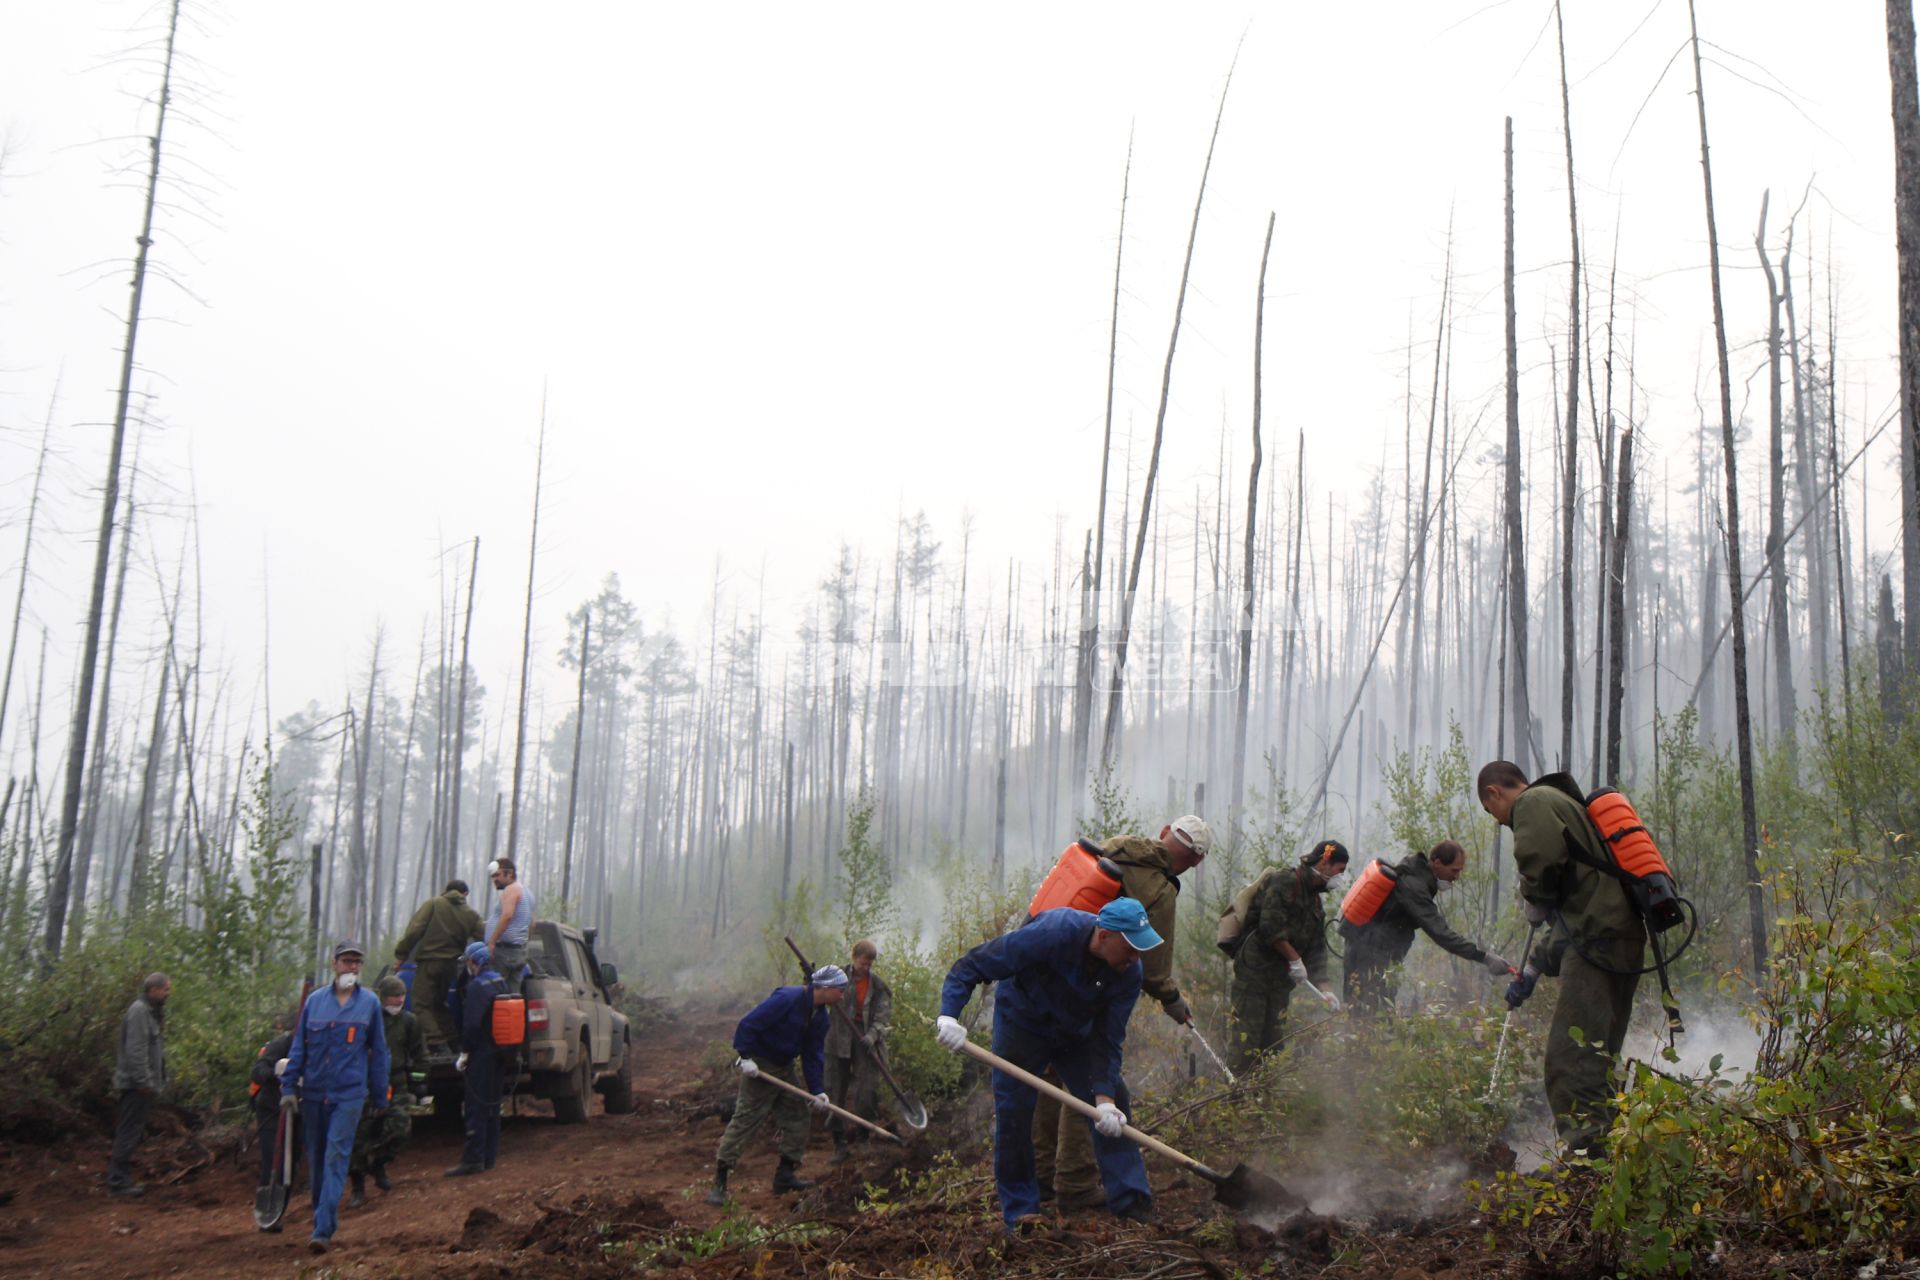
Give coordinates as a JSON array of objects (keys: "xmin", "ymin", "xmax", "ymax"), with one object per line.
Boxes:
[{"xmin": 1484, "ymin": 922, "xmax": 1539, "ymax": 1103}]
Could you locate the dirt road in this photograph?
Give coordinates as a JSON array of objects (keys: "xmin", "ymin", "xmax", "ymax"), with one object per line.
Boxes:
[{"xmin": 0, "ymin": 1004, "xmax": 1568, "ymax": 1280}]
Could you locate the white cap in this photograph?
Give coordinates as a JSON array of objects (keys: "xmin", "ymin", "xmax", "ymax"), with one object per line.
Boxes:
[{"xmin": 1169, "ymin": 815, "xmax": 1213, "ymax": 856}]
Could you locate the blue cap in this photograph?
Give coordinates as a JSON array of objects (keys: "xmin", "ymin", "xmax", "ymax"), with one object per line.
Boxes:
[
  {"xmin": 810, "ymin": 964, "xmax": 849, "ymax": 989},
  {"xmin": 1095, "ymin": 898, "xmax": 1164, "ymax": 951},
  {"xmin": 463, "ymin": 941, "xmax": 491, "ymax": 966}
]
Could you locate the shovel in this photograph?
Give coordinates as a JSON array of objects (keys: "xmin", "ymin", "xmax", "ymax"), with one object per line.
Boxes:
[
  {"xmin": 784, "ymin": 937, "xmax": 928, "ymax": 1131},
  {"xmin": 742, "ymin": 1065, "xmax": 906, "ymax": 1145},
  {"xmin": 954, "ymin": 1039, "xmax": 1299, "ymax": 1215},
  {"xmin": 253, "ymin": 1104, "xmax": 294, "ymax": 1232}
]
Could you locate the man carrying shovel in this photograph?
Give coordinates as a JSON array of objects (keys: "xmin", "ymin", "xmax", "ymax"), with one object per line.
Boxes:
[
  {"xmin": 705, "ymin": 965, "xmax": 848, "ymax": 1205},
  {"xmin": 934, "ymin": 899, "xmax": 1160, "ymax": 1229},
  {"xmin": 824, "ymin": 940, "xmax": 891, "ymax": 1165}
]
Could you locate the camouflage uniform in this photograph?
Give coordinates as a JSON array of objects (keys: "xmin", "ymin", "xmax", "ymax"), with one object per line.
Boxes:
[
  {"xmin": 349, "ymin": 1002, "xmax": 428, "ymax": 1179},
  {"xmin": 1036, "ymin": 835, "xmax": 1182, "ymax": 1208},
  {"xmin": 824, "ymin": 969, "xmax": 892, "ymax": 1146},
  {"xmin": 1228, "ymin": 865, "xmax": 1331, "ymax": 1071},
  {"xmin": 1510, "ymin": 773, "xmax": 1646, "ymax": 1152},
  {"xmin": 394, "ymin": 889, "xmax": 483, "ymax": 1046},
  {"xmin": 1342, "ymin": 850, "xmax": 1488, "ymax": 1012}
]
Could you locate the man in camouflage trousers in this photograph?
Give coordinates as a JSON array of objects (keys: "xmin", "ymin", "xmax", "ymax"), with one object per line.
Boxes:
[
  {"xmin": 1228, "ymin": 840, "xmax": 1348, "ymax": 1072},
  {"xmin": 1037, "ymin": 816, "xmax": 1212, "ymax": 1211},
  {"xmin": 1478, "ymin": 761, "xmax": 1645, "ymax": 1155},
  {"xmin": 347, "ymin": 976, "xmax": 429, "ymax": 1205}
]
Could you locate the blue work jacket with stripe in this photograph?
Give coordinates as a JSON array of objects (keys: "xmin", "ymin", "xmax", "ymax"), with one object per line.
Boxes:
[
  {"xmin": 284, "ymin": 982, "xmax": 391, "ymax": 1106},
  {"xmin": 940, "ymin": 908, "xmax": 1141, "ymax": 1100}
]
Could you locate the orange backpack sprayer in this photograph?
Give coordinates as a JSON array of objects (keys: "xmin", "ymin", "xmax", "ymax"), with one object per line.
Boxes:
[
  {"xmin": 1028, "ymin": 840, "xmax": 1126, "ymax": 917},
  {"xmin": 1549, "ymin": 780, "xmax": 1695, "ymax": 1040},
  {"xmin": 491, "ymin": 993, "xmax": 528, "ymax": 1047},
  {"xmin": 1337, "ymin": 860, "xmax": 1400, "ymax": 928},
  {"xmin": 1584, "ymin": 788, "xmax": 1685, "ymax": 932}
]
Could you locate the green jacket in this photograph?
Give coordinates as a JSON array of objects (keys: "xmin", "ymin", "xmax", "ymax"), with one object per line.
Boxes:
[
  {"xmin": 395, "ymin": 890, "xmax": 483, "ymax": 963},
  {"xmin": 1512, "ymin": 773, "xmax": 1643, "ymax": 951},
  {"xmin": 1106, "ymin": 834, "xmax": 1184, "ymax": 1009},
  {"xmin": 1351, "ymin": 851, "xmax": 1485, "ymax": 966},
  {"xmin": 1235, "ymin": 866, "xmax": 1331, "ymax": 984},
  {"xmin": 112, "ymin": 996, "xmax": 167, "ymax": 1093},
  {"xmin": 824, "ymin": 970, "xmax": 893, "ymax": 1057},
  {"xmin": 382, "ymin": 1007, "xmax": 429, "ymax": 1092}
]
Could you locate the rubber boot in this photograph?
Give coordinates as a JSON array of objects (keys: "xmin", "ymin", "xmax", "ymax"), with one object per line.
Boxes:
[
  {"xmin": 346, "ymin": 1173, "xmax": 366, "ymax": 1209},
  {"xmin": 771, "ymin": 1156, "xmax": 813, "ymax": 1193},
  {"xmin": 829, "ymin": 1134, "xmax": 850, "ymax": 1166},
  {"xmin": 703, "ymin": 1163, "xmax": 731, "ymax": 1206},
  {"xmin": 372, "ymin": 1162, "xmax": 392, "ymax": 1192}
]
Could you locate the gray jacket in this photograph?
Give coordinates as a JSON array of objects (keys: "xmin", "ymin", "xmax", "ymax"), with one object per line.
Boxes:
[{"xmin": 112, "ymin": 995, "xmax": 167, "ymax": 1093}]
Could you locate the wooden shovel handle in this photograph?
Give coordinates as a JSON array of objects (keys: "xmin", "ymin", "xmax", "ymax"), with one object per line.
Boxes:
[
  {"xmin": 745, "ymin": 1063, "xmax": 903, "ymax": 1144},
  {"xmin": 955, "ymin": 1038, "xmax": 1221, "ymax": 1181}
]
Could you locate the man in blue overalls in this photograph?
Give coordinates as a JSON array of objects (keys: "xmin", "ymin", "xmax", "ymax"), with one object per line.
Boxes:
[
  {"xmin": 281, "ymin": 941, "xmax": 390, "ymax": 1255},
  {"xmin": 445, "ymin": 941, "xmax": 508, "ymax": 1177},
  {"xmin": 935, "ymin": 898, "xmax": 1159, "ymax": 1229}
]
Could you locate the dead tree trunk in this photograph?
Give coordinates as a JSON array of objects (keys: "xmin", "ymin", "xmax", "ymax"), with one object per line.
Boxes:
[
  {"xmin": 0, "ymin": 405, "xmax": 54, "ymax": 756},
  {"xmin": 1690, "ymin": 0, "xmax": 1767, "ymax": 975},
  {"xmin": 44, "ymin": 0, "xmax": 183, "ymax": 958},
  {"xmin": 1889, "ymin": 0, "xmax": 1920, "ymax": 673},
  {"xmin": 446, "ymin": 537, "xmax": 478, "ymax": 880},
  {"xmin": 1756, "ymin": 192, "xmax": 1798, "ymax": 753},
  {"xmin": 561, "ymin": 612, "xmax": 590, "ymax": 905},
  {"xmin": 505, "ymin": 410, "xmax": 546, "ymax": 866},
  {"xmin": 1605, "ymin": 431, "xmax": 1635, "ymax": 782},
  {"xmin": 1231, "ymin": 212, "xmax": 1274, "ymax": 828},
  {"xmin": 1554, "ymin": 0, "xmax": 1583, "ymax": 770},
  {"xmin": 1101, "ymin": 52, "xmax": 1238, "ymax": 770},
  {"xmin": 1503, "ymin": 117, "xmax": 1537, "ymax": 772}
]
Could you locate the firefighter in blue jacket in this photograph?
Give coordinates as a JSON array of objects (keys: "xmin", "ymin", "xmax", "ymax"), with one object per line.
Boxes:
[
  {"xmin": 935, "ymin": 899, "xmax": 1159, "ymax": 1229},
  {"xmin": 281, "ymin": 941, "xmax": 390, "ymax": 1255},
  {"xmin": 704, "ymin": 965, "xmax": 848, "ymax": 1205},
  {"xmin": 445, "ymin": 941, "xmax": 508, "ymax": 1177}
]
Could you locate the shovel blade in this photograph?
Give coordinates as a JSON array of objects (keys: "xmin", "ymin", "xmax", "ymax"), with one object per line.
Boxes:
[
  {"xmin": 1210, "ymin": 1163, "xmax": 1302, "ymax": 1215},
  {"xmin": 254, "ymin": 1182, "xmax": 288, "ymax": 1232},
  {"xmin": 895, "ymin": 1094, "xmax": 929, "ymax": 1132}
]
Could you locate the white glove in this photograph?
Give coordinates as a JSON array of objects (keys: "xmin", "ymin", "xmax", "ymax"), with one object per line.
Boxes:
[
  {"xmin": 1523, "ymin": 899, "xmax": 1551, "ymax": 925},
  {"xmin": 274, "ymin": 1057, "xmax": 289, "ymax": 1077},
  {"xmin": 934, "ymin": 1015, "xmax": 967, "ymax": 1053},
  {"xmin": 1286, "ymin": 958, "xmax": 1310, "ymax": 984},
  {"xmin": 1093, "ymin": 1101, "xmax": 1126, "ymax": 1138},
  {"xmin": 455, "ymin": 1052, "xmax": 469, "ymax": 1072},
  {"xmin": 1484, "ymin": 951, "xmax": 1514, "ymax": 976},
  {"xmin": 735, "ymin": 1056, "xmax": 759, "ymax": 1077},
  {"xmin": 811, "ymin": 1092, "xmax": 831, "ymax": 1113},
  {"xmin": 1320, "ymin": 989, "xmax": 1344, "ymax": 1013}
]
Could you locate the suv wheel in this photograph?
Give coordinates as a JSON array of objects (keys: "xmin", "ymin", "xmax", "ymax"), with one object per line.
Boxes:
[
  {"xmin": 552, "ymin": 1038, "xmax": 592, "ymax": 1124},
  {"xmin": 600, "ymin": 1034, "xmax": 637, "ymax": 1114}
]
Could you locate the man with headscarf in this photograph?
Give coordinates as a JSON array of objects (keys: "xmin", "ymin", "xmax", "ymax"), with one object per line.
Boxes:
[
  {"xmin": 1229, "ymin": 840, "xmax": 1348, "ymax": 1071},
  {"xmin": 348, "ymin": 975, "xmax": 428, "ymax": 1204},
  {"xmin": 705, "ymin": 965, "xmax": 847, "ymax": 1205}
]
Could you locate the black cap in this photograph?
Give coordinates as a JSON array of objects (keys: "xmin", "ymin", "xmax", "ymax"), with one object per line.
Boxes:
[{"xmin": 333, "ymin": 940, "xmax": 366, "ymax": 960}]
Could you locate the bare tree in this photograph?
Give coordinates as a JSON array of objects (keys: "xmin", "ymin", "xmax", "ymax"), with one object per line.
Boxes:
[
  {"xmin": 1689, "ymin": 0, "xmax": 1766, "ymax": 974},
  {"xmin": 1503, "ymin": 117, "xmax": 1537, "ymax": 771},
  {"xmin": 45, "ymin": 0, "xmax": 184, "ymax": 957},
  {"xmin": 1890, "ymin": 0, "xmax": 1920, "ymax": 671},
  {"xmin": 1231, "ymin": 212, "xmax": 1274, "ymax": 826},
  {"xmin": 505, "ymin": 410, "xmax": 547, "ymax": 866}
]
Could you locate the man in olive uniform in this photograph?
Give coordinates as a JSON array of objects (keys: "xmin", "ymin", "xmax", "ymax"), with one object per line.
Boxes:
[
  {"xmin": 348, "ymin": 977, "xmax": 429, "ymax": 1205},
  {"xmin": 1477, "ymin": 761, "xmax": 1645, "ymax": 1155},
  {"xmin": 1037, "ymin": 815, "xmax": 1212, "ymax": 1210},
  {"xmin": 825, "ymin": 939, "xmax": 892, "ymax": 1165},
  {"xmin": 1229, "ymin": 840, "xmax": 1347, "ymax": 1072},
  {"xmin": 393, "ymin": 879, "xmax": 482, "ymax": 1047},
  {"xmin": 1341, "ymin": 840, "xmax": 1514, "ymax": 1012}
]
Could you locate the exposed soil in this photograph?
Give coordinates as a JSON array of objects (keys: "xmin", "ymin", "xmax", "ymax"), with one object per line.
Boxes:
[{"xmin": 0, "ymin": 1003, "xmax": 1908, "ymax": 1279}]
